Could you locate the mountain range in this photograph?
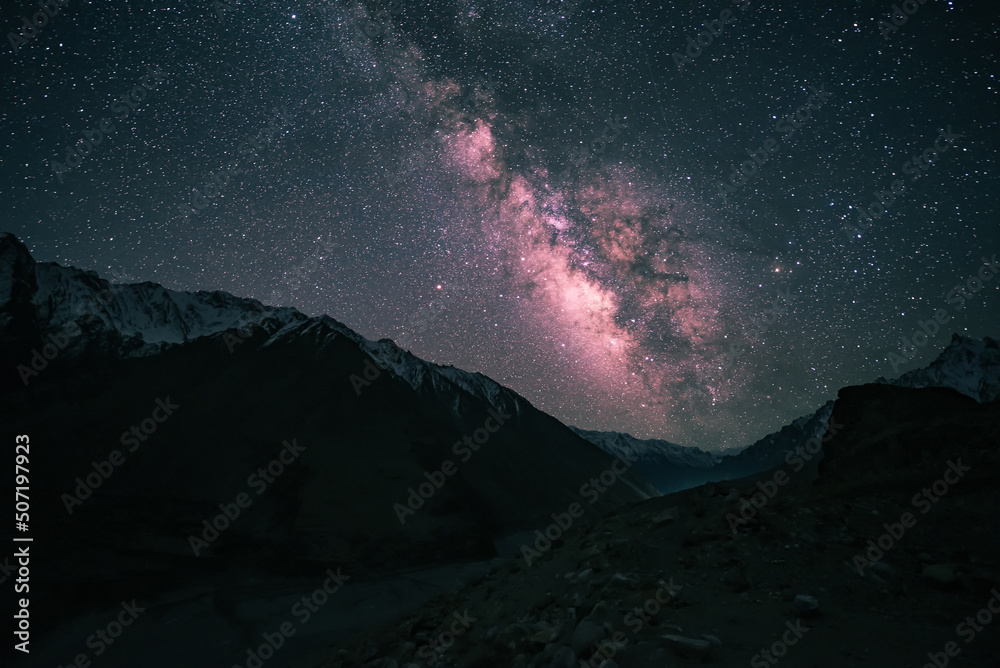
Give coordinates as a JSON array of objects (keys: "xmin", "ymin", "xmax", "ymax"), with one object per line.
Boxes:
[
  {"xmin": 5, "ymin": 230, "xmax": 995, "ymax": 496},
  {"xmin": 2, "ymin": 230, "xmax": 999, "ymax": 667}
]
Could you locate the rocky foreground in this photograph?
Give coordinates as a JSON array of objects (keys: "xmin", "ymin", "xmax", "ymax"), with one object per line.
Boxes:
[{"xmin": 310, "ymin": 385, "xmax": 1000, "ymax": 668}]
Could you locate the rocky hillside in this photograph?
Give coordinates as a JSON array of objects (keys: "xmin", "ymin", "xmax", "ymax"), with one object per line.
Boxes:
[
  {"xmin": 322, "ymin": 382, "xmax": 1000, "ymax": 667},
  {"xmin": 0, "ymin": 233, "xmax": 656, "ymax": 665}
]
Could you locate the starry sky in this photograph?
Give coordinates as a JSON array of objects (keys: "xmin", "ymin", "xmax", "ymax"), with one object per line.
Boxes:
[{"xmin": 2, "ymin": 0, "xmax": 998, "ymax": 452}]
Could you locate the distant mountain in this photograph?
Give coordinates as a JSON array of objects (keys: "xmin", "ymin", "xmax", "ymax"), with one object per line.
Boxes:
[
  {"xmin": 708, "ymin": 400, "xmax": 836, "ymax": 480},
  {"xmin": 570, "ymin": 402, "xmax": 834, "ymax": 495},
  {"xmin": 568, "ymin": 427, "xmax": 719, "ymax": 495},
  {"xmin": 573, "ymin": 335, "xmax": 999, "ymax": 494}
]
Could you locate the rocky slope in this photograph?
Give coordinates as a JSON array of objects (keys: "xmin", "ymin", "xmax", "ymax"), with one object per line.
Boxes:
[
  {"xmin": 321, "ymin": 383, "xmax": 1000, "ymax": 668},
  {"xmin": 0, "ymin": 233, "xmax": 657, "ymax": 662}
]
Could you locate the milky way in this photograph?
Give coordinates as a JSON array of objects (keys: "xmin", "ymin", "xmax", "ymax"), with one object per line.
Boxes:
[
  {"xmin": 375, "ymin": 39, "xmax": 765, "ymax": 446},
  {"xmin": 3, "ymin": 0, "xmax": 998, "ymax": 450}
]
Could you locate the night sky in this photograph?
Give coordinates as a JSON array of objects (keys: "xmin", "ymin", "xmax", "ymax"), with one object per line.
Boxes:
[{"xmin": 2, "ymin": 0, "xmax": 998, "ymax": 451}]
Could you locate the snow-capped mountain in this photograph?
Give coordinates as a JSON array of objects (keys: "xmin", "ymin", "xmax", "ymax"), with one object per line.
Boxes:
[
  {"xmin": 570, "ymin": 402, "xmax": 836, "ymax": 494},
  {"xmin": 573, "ymin": 335, "xmax": 999, "ymax": 493},
  {"xmin": 1, "ymin": 234, "xmax": 301, "ymax": 354},
  {"xmin": 0, "ymin": 232, "xmax": 524, "ymax": 420},
  {"xmin": 1, "ymin": 232, "xmax": 674, "ymax": 668},
  {"xmin": 1, "ymin": 232, "xmax": 656, "ymax": 527},
  {"xmin": 717, "ymin": 336, "xmax": 998, "ymax": 481},
  {"xmin": 568, "ymin": 427, "xmax": 719, "ymax": 468},
  {"xmin": 4, "ymin": 231, "xmax": 997, "ymax": 502},
  {"xmin": 877, "ymin": 333, "xmax": 1000, "ymax": 403},
  {"xmin": 2, "ymin": 230, "xmax": 676, "ymax": 653},
  {"xmin": 568, "ymin": 427, "xmax": 720, "ymax": 494}
]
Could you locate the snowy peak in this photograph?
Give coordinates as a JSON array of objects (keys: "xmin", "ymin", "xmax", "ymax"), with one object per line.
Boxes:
[
  {"xmin": 578, "ymin": 332, "xmax": 998, "ymax": 478},
  {"xmin": 0, "ymin": 233, "xmax": 525, "ymax": 420},
  {"xmin": 574, "ymin": 332, "xmax": 1000, "ymax": 494},
  {"xmin": 569, "ymin": 427, "xmax": 723, "ymax": 495},
  {"xmin": 6, "ymin": 232, "xmax": 997, "ymax": 501},
  {"xmin": 30, "ymin": 260, "xmax": 308, "ymax": 355},
  {"xmin": 0, "ymin": 234, "xmax": 383, "ymax": 362},
  {"xmin": 879, "ymin": 334, "xmax": 1000, "ymax": 403},
  {"xmin": 569, "ymin": 427, "xmax": 719, "ymax": 469}
]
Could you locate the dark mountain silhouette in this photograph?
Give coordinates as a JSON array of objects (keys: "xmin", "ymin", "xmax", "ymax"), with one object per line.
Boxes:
[{"xmin": 2, "ymin": 231, "xmax": 998, "ymax": 668}]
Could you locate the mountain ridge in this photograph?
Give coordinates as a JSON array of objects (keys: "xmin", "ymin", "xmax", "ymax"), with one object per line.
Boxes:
[
  {"xmin": 3, "ymin": 231, "xmax": 997, "ymax": 498},
  {"xmin": 570, "ymin": 335, "xmax": 999, "ymax": 492}
]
